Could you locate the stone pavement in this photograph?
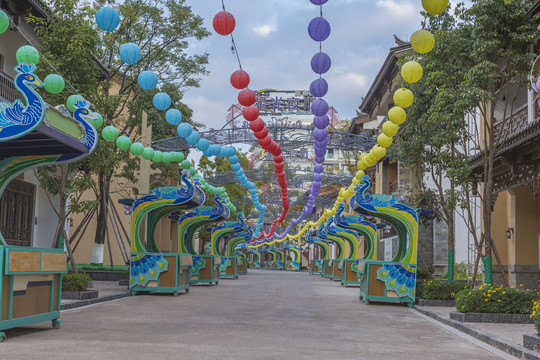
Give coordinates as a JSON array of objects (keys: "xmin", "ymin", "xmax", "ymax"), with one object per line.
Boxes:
[{"xmin": 0, "ymin": 270, "xmax": 522, "ymax": 359}]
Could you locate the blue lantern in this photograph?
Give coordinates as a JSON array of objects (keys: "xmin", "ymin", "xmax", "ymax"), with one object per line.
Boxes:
[
  {"xmin": 230, "ymin": 155, "xmax": 239, "ymax": 164},
  {"xmin": 96, "ymin": 7, "xmax": 120, "ymax": 32},
  {"xmin": 177, "ymin": 123, "xmax": 193, "ymax": 138},
  {"xmin": 196, "ymin": 138, "xmax": 210, "ymax": 152},
  {"xmin": 138, "ymin": 71, "xmax": 158, "ymax": 90},
  {"xmin": 153, "ymin": 92, "xmax": 171, "ymax": 111},
  {"xmin": 120, "ymin": 43, "xmax": 141, "ymax": 65},
  {"xmin": 165, "ymin": 109, "xmax": 182, "ymax": 125},
  {"xmin": 186, "ymin": 131, "xmax": 200, "ymax": 145}
]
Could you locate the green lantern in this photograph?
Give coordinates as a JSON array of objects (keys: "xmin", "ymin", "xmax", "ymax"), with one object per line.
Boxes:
[
  {"xmin": 142, "ymin": 147, "xmax": 154, "ymax": 160},
  {"xmin": 153, "ymin": 151, "xmax": 163, "ymax": 163},
  {"xmin": 43, "ymin": 74, "xmax": 65, "ymax": 94},
  {"xmin": 16, "ymin": 45, "xmax": 39, "ymax": 65},
  {"xmin": 102, "ymin": 126, "xmax": 119, "ymax": 142},
  {"xmin": 170, "ymin": 151, "xmax": 185, "ymax": 162},
  {"xmin": 130, "ymin": 142, "xmax": 144, "ymax": 156},
  {"xmin": 90, "ymin": 112, "xmax": 104, "ymax": 129},
  {"xmin": 0, "ymin": 10, "xmax": 9, "ymax": 34},
  {"xmin": 189, "ymin": 167, "xmax": 197, "ymax": 176},
  {"xmin": 162, "ymin": 152, "xmax": 172, "ymax": 163},
  {"xmin": 181, "ymin": 160, "xmax": 191, "ymax": 169},
  {"xmin": 116, "ymin": 135, "xmax": 131, "ymax": 150},
  {"xmin": 66, "ymin": 94, "xmax": 85, "ymax": 113}
]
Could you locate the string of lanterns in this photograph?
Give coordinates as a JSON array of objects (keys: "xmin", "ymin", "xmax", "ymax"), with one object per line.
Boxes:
[{"xmin": 249, "ymin": 0, "xmax": 448, "ymax": 248}]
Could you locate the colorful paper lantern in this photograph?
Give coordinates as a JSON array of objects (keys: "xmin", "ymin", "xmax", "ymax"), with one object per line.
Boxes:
[
  {"xmin": 421, "ymin": 0, "xmax": 449, "ymax": 15},
  {"xmin": 250, "ymin": 118, "xmax": 264, "ymax": 132},
  {"xmin": 393, "ymin": 88, "xmax": 414, "ymax": 108},
  {"xmin": 310, "ymin": 78, "xmax": 328, "ymax": 98},
  {"xmin": 401, "ymin": 61, "xmax": 423, "ymax": 84},
  {"xmin": 120, "ymin": 43, "xmax": 141, "ymax": 65},
  {"xmin": 170, "ymin": 151, "xmax": 185, "ymax": 162},
  {"xmin": 90, "ymin": 112, "xmax": 104, "ymax": 129},
  {"xmin": 382, "ymin": 121, "xmax": 399, "ymax": 137},
  {"xmin": 313, "ymin": 115, "xmax": 329, "ymax": 129},
  {"xmin": 43, "ymin": 74, "xmax": 65, "ymax": 94},
  {"xmin": 230, "ymin": 70, "xmax": 250, "ymax": 89},
  {"xmin": 186, "ymin": 131, "xmax": 200, "ymax": 145},
  {"xmin": 16, "ymin": 45, "xmax": 39, "ymax": 65},
  {"xmin": 213, "ymin": 11, "xmax": 235, "ymax": 36},
  {"xmin": 138, "ymin": 71, "xmax": 158, "ymax": 90},
  {"xmin": 259, "ymin": 136, "xmax": 271, "ymax": 147},
  {"xmin": 181, "ymin": 160, "xmax": 191, "ymax": 170},
  {"xmin": 411, "ymin": 30, "xmax": 435, "ymax": 55},
  {"xmin": 96, "ymin": 6, "xmax": 120, "ymax": 32},
  {"xmin": 142, "ymin": 147, "xmax": 154, "ymax": 160},
  {"xmin": 311, "ymin": 99, "xmax": 329, "ymax": 116},
  {"xmin": 308, "ymin": 17, "xmax": 331, "ymax": 42},
  {"xmin": 311, "ymin": 52, "xmax": 331, "ymax": 74},
  {"xmin": 196, "ymin": 138, "xmax": 210, "ymax": 152},
  {"xmin": 0, "ymin": 10, "xmax": 9, "ymax": 34},
  {"xmin": 377, "ymin": 134, "xmax": 393, "ymax": 148},
  {"xmin": 535, "ymin": 77, "xmax": 540, "ymax": 92},
  {"xmin": 388, "ymin": 106, "xmax": 406, "ymax": 125},
  {"xmin": 152, "ymin": 151, "xmax": 163, "ymax": 163},
  {"xmin": 153, "ymin": 92, "xmax": 171, "ymax": 111},
  {"xmin": 238, "ymin": 89, "xmax": 256, "ymax": 106},
  {"xmin": 177, "ymin": 123, "xmax": 193, "ymax": 138},
  {"xmin": 310, "ymin": 0, "xmax": 328, "ymax": 5},
  {"xmin": 162, "ymin": 152, "xmax": 172, "ymax": 163},
  {"xmin": 243, "ymin": 106, "xmax": 259, "ymax": 121},
  {"xmin": 130, "ymin": 142, "xmax": 144, "ymax": 156},
  {"xmin": 66, "ymin": 94, "xmax": 85, "ymax": 113},
  {"xmin": 115, "ymin": 135, "xmax": 131, "ymax": 150},
  {"xmin": 165, "ymin": 109, "xmax": 182, "ymax": 126},
  {"xmin": 102, "ymin": 126, "xmax": 119, "ymax": 142}
]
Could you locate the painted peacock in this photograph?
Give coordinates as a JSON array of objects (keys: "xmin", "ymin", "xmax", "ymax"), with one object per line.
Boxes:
[{"xmin": 0, "ymin": 64, "xmax": 45, "ymax": 141}]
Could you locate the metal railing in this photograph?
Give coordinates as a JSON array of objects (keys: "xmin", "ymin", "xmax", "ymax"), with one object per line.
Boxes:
[
  {"xmin": 0, "ymin": 71, "xmax": 18, "ymax": 102},
  {"xmin": 493, "ymin": 104, "xmax": 531, "ymax": 143}
]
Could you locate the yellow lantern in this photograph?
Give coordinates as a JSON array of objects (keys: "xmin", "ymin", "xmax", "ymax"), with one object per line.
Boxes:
[
  {"xmin": 388, "ymin": 106, "xmax": 406, "ymax": 125},
  {"xmin": 393, "ymin": 88, "xmax": 414, "ymax": 108},
  {"xmin": 375, "ymin": 145, "xmax": 387, "ymax": 159},
  {"xmin": 356, "ymin": 170, "xmax": 365, "ymax": 178},
  {"xmin": 352, "ymin": 176, "xmax": 361, "ymax": 184},
  {"xmin": 401, "ymin": 61, "xmax": 423, "ymax": 84},
  {"xmin": 422, "ymin": 0, "xmax": 449, "ymax": 15},
  {"xmin": 410, "ymin": 29, "xmax": 435, "ymax": 55},
  {"xmin": 382, "ymin": 121, "xmax": 399, "ymax": 137},
  {"xmin": 377, "ymin": 134, "xmax": 393, "ymax": 148}
]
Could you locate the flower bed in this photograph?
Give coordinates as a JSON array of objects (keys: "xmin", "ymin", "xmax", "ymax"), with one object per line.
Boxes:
[
  {"xmin": 455, "ymin": 285, "xmax": 536, "ymax": 314},
  {"xmin": 417, "ymin": 280, "xmax": 469, "ymax": 300}
]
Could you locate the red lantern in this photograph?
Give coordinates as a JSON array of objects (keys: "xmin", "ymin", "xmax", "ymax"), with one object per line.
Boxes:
[
  {"xmin": 231, "ymin": 70, "xmax": 250, "ymax": 89},
  {"xmin": 243, "ymin": 106, "xmax": 259, "ymax": 121},
  {"xmin": 271, "ymin": 143, "xmax": 281, "ymax": 156},
  {"xmin": 275, "ymin": 163, "xmax": 284, "ymax": 171},
  {"xmin": 259, "ymin": 136, "xmax": 271, "ymax": 147},
  {"xmin": 250, "ymin": 118, "xmax": 264, "ymax": 132},
  {"xmin": 213, "ymin": 11, "xmax": 236, "ymax": 36},
  {"xmin": 254, "ymin": 128, "xmax": 269, "ymax": 139},
  {"xmin": 274, "ymin": 155, "xmax": 283, "ymax": 163},
  {"xmin": 238, "ymin": 89, "xmax": 256, "ymax": 106}
]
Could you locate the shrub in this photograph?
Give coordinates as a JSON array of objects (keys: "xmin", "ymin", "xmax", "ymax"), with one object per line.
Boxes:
[
  {"xmin": 456, "ymin": 285, "xmax": 535, "ymax": 314},
  {"xmin": 62, "ymin": 273, "xmax": 94, "ymax": 292},
  {"xmin": 440, "ymin": 261, "xmax": 482, "ymax": 281},
  {"xmin": 417, "ymin": 280, "xmax": 468, "ymax": 300},
  {"xmin": 417, "ymin": 268, "xmax": 434, "ymax": 281},
  {"xmin": 530, "ymin": 301, "xmax": 540, "ymax": 335}
]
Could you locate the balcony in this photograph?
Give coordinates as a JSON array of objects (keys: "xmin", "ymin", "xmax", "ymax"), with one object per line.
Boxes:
[
  {"xmin": 493, "ymin": 104, "xmax": 531, "ymax": 144},
  {"xmin": 0, "ymin": 71, "xmax": 18, "ymax": 103}
]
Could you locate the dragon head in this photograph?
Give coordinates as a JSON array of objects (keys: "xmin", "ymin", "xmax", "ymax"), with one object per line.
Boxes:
[{"xmin": 15, "ymin": 64, "xmax": 43, "ymax": 88}]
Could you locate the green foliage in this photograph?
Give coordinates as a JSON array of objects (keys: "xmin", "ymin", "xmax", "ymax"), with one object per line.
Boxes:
[
  {"xmin": 440, "ymin": 261, "xmax": 479, "ymax": 280},
  {"xmin": 417, "ymin": 280, "xmax": 469, "ymax": 300},
  {"xmin": 532, "ymin": 302, "xmax": 540, "ymax": 335},
  {"xmin": 62, "ymin": 273, "xmax": 94, "ymax": 291},
  {"xmin": 67, "ymin": 263, "xmax": 129, "ymax": 271},
  {"xmin": 455, "ymin": 285, "xmax": 536, "ymax": 313},
  {"xmin": 416, "ymin": 268, "xmax": 434, "ymax": 281}
]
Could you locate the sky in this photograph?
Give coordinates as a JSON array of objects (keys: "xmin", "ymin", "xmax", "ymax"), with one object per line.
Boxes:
[{"xmin": 181, "ymin": 0, "xmax": 462, "ymax": 133}]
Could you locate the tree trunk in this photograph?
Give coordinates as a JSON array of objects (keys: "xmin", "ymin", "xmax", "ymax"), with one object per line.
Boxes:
[
  {"xmin": 447, "ymin": 211, "xmax": 455, "ymax": 282},
  {"xmin": 91, "ymin": 172, "xmax": 111, "ymax": 264}
]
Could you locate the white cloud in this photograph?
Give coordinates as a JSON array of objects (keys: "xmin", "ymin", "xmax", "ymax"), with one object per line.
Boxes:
[
  {"xmin": 376, "ymin": 0, "xmax": 416, "ymax": 19},
  {"xmin": 254, "ymin": 25, "xmax": 276, "ymax": 37}
]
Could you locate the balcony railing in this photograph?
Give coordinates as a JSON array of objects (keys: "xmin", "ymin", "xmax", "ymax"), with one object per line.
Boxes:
[
  {"xmin": 493, "ymin": 104, "xmax": 531, "ymax": 143},
  {"xmin": 0, "ymin": 71, "xmax": 18, "ymax": 103}
]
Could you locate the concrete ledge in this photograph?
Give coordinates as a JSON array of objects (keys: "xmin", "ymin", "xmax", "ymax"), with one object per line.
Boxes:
[
  {"xmin": 61, "ymin": 290, "xmax": 99, "ymax": 300},
  {"xmin": 414, "ymin": 306, "xmax": 540, "ymax": 360},
  {"xmin": 450, "ymin": 311, "xmax": 533, "ymax": 324},
  {"xmin": 80, "ymin": 270, "xmax": 125, "ymax": 281},
  {"xmin": 524, "ymin": 334, "xmax": 540, "ymax": 352},
  {"xmin": 61, "ymin": 293, "xmax": 130, "ymax": 311},
  {"xmin": 416, "ymin": 298, "xmax": 455, "ymax": 307}
]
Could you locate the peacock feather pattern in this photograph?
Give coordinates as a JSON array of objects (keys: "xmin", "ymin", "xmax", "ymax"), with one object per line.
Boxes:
[
  {"xmin": 130, "ymin": 254, "xmax": 168, "ymax": 287},
  {"xmin": 189, "ymin": 255, "xmax": 206, "ymax": 277},
  {"xmin": 377, "ymin": 263, "xmax": 416, "ymax": 300}
]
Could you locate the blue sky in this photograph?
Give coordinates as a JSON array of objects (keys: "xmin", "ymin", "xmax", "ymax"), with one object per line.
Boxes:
[{"xmin": 182, "ymin": 0, "xmax": 463, "ymax": 131}]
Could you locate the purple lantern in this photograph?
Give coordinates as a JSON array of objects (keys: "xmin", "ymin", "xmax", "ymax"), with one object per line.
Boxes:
[
  {"xmin": 315, "ymin": 155, "xmax": 325, "ymax": 163},
  {"xmin": 311, "ymin": 98, "xmax": 329, "ymax": 116},
  {"xmin": 310, "ymin": 78, "xmax": 328, "ymax": 98},
  {"xmin": 310, "ymin": 0, "xmax": 328, "ymax": 4},
  {"xmin": 313, "ymin": 115, "xmax": 330, "ymax": 129},
  {"xmin": 535, "ymin": 77, "xmax": 540, "ymax": 92},
  {"xmin": 313, "ymin": 128, "xmax": 327, "ymax": 141},
  {"xmin": 308, "ymin": 17, "xmax": 331, "ymax": 42},
  {"xmin": 311, "ymin": 52, "xmax": 331, "ymax": 75},
  {"xmin": 314, "ymin": 164, "xmax": 324, "ymax": 173},
  {"xmin": 314, "ymin": 173, "xmax": 322, "ymax": 182}
]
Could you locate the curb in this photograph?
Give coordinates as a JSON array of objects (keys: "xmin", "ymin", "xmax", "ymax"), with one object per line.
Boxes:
[
  {"xmin": 61, "ymin": 292, "xmax": 131, "ymax": 311},
  {"xmin": 413, "ymin": 305, "xmax": 540, "ymax": 360}
]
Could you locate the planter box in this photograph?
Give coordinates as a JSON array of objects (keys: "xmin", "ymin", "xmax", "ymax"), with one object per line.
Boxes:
[
  {"xmin": 416, "ymin": 298, "xmax": 455, "ymax": 307},
  {"xmin": 61, "ymin": 290, "xmax": 99, "ymax": 300},
  {"xmin": 523, "ymin": 334, "xmax": 540, "ymax": 352},
  {"xmin": 450, "ymin": 311, "xmax": 533, "ymax": 324}
]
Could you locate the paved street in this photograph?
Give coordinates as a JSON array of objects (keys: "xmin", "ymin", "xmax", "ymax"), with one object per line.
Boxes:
[{"xmin": 1, "ymin": 270, "xmax": 508, "ymax": 359}]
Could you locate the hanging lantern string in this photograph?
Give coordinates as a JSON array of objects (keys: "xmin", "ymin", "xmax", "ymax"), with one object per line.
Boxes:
[{"xmin": 220, "ymin": 0, "xmax": 243, "ymax": 70}]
